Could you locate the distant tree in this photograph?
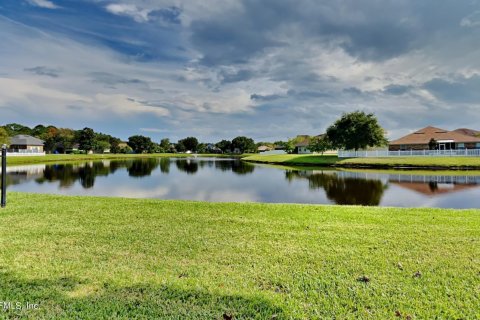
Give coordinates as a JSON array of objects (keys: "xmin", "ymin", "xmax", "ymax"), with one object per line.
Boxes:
[
  {"xmin": 109, "ymin": 137, "xmax": 122, "ymax": 154},
  {"xmin": 160, "ymin": 138, "xmax": 171, "ymax": 153},
  {"xmin": 326, "ymin": 111, "xmax": 388, "ymax": 151},
  {"xmin": 216, "ymin": 140, "xmax": 232, "ymax": 153},
  {"xmin": 0, "ymin": 128, "xmax": 9, "ymax": 146},
  {"xmin": 175, "ymin": 141, "xmax": 186, "ymax": 153},
  {"xmin": 95, "ymin": 140, "xmax": 111, "ymax": 154},
  {"xmin": 78, "ymin": 127, "xmax": 96, "ymax": 153},
  {"xmin": 197, "ymin": 143, "xmax": 207, "ymax": 154},
  {"xmin": 128, "ymin": 135, "xmax": 154, "ymax": 154},
  {"xmin": 428, "ymin": 138, "xmax": 437, "ymax": 150},
  {"xmin": 232, "ymin": 136, "xmax": 256, "ymax": 153},
  {"xmin": 308, "ymin": 136, "xmax": 332, "ymax": 154},
  {"xmin": 41, "ymin": 127, "xmax": 59, "ymax": 153},
  {"xmin": 31, "ymin": 125, "xmax": 48, "ymax": 137},
  {"xmin": 284, "ymin": 138, "xmax": 298, "ymax": 154},
  {"xmin": 178, "ymin": 137, "xmax": 199, "ymax": 152},
  {"xmin": 3, "ymin": 123, "xmax": 32, "ymax": 136}
]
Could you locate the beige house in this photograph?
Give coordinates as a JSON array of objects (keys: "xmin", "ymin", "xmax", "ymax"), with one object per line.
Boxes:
[
  {"xmin": 389, "ymin": 126, "xmax": 480, "ymax": 151},
  {"xmin": 9, "ymin": 135, "xmax": 45, "ymax": 153}
]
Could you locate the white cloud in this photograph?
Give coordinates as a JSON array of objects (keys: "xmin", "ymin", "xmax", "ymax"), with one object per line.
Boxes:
[
  {"xmin": 105, "ymin": 3, "xmax": 151, "ymax": 22},
  {"xmin": 460, "ymin": 11, "xmax": 480, "ymax": 27},
  {"xmin": 27, "ymin": 0, "xmax": 59, "ymax": 9}
]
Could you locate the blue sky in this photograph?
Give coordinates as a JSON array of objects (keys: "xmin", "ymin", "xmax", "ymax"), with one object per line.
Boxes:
[{"xmin": 1, "ymin": 0, "xmax": 480, "ymax": 142}]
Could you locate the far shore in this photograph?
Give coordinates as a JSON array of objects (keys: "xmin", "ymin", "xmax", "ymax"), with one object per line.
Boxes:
[{"xmin": 5, "ymin": 152, "xmax": 480, "ymax": 170}]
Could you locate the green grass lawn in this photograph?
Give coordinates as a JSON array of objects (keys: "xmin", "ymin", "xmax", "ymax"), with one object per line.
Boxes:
[
  {"xmin": 6, "ymin": 153, "xmax": 244, "ymax": 166},
  {"xmin": 243, "ymin": 154, "xmax": 480, "ymax": 169},
  {"xmin": 0, "ymin": 193, "xmax": 479, "ymax": 319},
  {"xmin": 243, "ymin": 154, "xmax": 339, "ymax": 166},
  {"xmin": 338, "ymin": 156, "xmax": 480, "ymax": 169}
]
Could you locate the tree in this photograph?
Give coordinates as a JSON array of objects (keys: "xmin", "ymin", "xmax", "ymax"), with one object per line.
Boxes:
[
  {"xmin": 41, "ymin": 127, "xmax": 59, "ymax": 153},
  {"xmin": 0, "ymin": 127, "xmax": 9, "ymax": 146},
  {"xmin": 175, "ymin": 141, "xmax": 186, "ymax": 153},
  {"xmin": 78, "ymin": 128, "xmax": 96, "ymax": 153},
  {"xmin": 3, "ymin": 123, "xmax": 32, "ymax": 136},
  {"xmin": 95, "ymin": 140, "xmax": 111, "ymax": 153},
  {"xmin": 127, "ymin": 135, "xmax": 154, "ymax": 154},
  {"xmin": 160, "ymin": 138, "xmax": 171, "ymax": 153},
  {"xmin": 284, "ymin": 138, "xmax": 298, "ymax": 154},
  {"xmin": 109, "ymin": 137, "xmax": 122, "ymax": 154},
  {"xmin": 231, "ymin": 136, "xmax": 255, "ymax": 153},
  {"xmin": 216, "ymin": 140, "xmax": 232, "ymax": 153},
  {"xmin": 326, "ymin": 111, "xmax": 388, "ymax": 151},
  {"xmin": 308, "ymin": 136, "xmax": 332, "ymax": 154},
  {"xmin": 178, "ymin": 137, "xmax": 199, "ymax": 152},
  {"xmin": 428, "ymin": 138, "xmax": 437, "ymax": 150}
]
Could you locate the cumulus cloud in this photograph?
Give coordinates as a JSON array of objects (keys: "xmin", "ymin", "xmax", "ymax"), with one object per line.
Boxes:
[
  {"xmin": 460, "ymin": 11, "xmax": 480, "ymax": 27},
  {"xmin": 2, "ymin": 1, "xmax": 480, "ymax": 141},
  {"xmin": 105, "ymin": 3, "xmax": 151, "ymax": 22},
  {"xmin": 26, "ymin": 0, "xmax": 59, "ymax": 9}
]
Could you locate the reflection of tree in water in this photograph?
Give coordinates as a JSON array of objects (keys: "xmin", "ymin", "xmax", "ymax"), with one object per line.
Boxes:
[
  {"xmin": 159, "ymin": 158, "xmax": 170, "ymax": 174},
  {"xmin": 214, "ymin": 160, "xmax": 255, "ymax": 175},
  {"xmin": 285, "ymin": 170, "xmax": 387, "ymax": 206},
  {"xmin": 175, "ymin": 159, "xmax": 199, "ymax": 174},
  {"xmin": 35, "ymin": 161, "xmax": 127, "ymax": 189},
  {"xmin": 127, "ymin": 159, "xmax": 159, "ymax": 177}
]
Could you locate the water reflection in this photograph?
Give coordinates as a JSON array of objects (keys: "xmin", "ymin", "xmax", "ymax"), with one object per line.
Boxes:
[
  {"xmin": 285, "ymin": 170, "xmax": 388, "ymax": 205},
  {"xmin": 4, "ymin": 159, "xmax": 480, "ymax": 208}
]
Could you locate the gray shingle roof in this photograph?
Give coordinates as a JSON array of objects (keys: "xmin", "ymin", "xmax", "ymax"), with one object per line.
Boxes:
[{"xmin": 10, "ymin": 135, "xmax": 45, "ymax": 146}]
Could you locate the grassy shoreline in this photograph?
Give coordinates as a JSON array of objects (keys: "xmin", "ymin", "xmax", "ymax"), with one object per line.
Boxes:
[
  {"xmin": 243, "ymin": 154, "xmax": 480, "ymax": 169},
  {"xmin": 5, "ymin": 153, "xmax": 245, "ymax": 166},
  {"xmin": 1, "ymin": 193, "xmax": 479, "ymax": 319}
]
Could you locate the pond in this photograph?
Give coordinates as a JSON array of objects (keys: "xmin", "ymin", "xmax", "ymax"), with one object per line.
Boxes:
[{"xmin": 5, "ymin": 157, "xmax": 480, "ymax": 208}]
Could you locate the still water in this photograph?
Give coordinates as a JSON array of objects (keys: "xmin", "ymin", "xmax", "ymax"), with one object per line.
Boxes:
[{"xmin": 5, "ymin": 157, "xmax": 480, "ymax": 208}]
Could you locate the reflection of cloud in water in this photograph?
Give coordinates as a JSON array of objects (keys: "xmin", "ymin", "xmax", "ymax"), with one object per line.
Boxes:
[{"xmin": 93, "ymin": 186, "xmax": 170, "ymax": 198}]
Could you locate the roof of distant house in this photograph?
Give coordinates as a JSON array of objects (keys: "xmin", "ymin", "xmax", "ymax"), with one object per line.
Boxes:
[
  {"xmin": 9, "ymin": 135, "xmax": 44, "ymax": 146},
  {"xmin": 257, "ymin": 145, "xmax": 271, "ymax": 151},
  {"xmin": 452, "ymin": 128, "xmax": 480, "ymax": 137},
  {"xmin": 390, "ymin": 126, "xmax": 480, "ymax": 145}
]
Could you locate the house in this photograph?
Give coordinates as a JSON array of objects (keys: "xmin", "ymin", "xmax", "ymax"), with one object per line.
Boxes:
[
  {"xmin": 9, "ymin": 135, "xmax": 45, "ymax": 153},
  {"xmin": 294, "ymin": 135, "xmax": 312, "ymax": 154},
  {"xmin": 257, "ymin": 145, "xmax": 272, "ymax": 152},
  {"xmin": 389, "ymin": 126, "xmax": 480, "ymax": 151}
]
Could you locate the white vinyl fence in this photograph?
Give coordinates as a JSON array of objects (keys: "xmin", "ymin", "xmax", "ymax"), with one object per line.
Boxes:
[
  {"xmin": 338, "ymin": 149, "xmax": 480, "ymax": 158},
  {"xmin": 7, "ymin": 151, "xmax": 46, "ymax": 157}
]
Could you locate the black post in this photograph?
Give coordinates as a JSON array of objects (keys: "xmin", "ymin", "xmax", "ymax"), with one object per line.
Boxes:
[{"xmin": 1, "ymin": 144, "xmax": 6, "ymax": 208}]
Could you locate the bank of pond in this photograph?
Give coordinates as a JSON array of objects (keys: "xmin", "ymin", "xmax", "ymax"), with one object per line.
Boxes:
[{"xmin": 4, "ymin": 157, "xmax": 480, "ymax": 208}]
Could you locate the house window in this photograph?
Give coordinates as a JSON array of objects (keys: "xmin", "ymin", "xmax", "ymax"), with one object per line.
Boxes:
[
  {"xmin": 400, "ymin": 145, "xmax": 406, "ymax": 151},
  {"xmin": 458, "ymin": 143, "xmax": 465, "ymax": 150},
  {"xmin": 476, "ymin": 143, "xmax": 480, "ymax": 149}
]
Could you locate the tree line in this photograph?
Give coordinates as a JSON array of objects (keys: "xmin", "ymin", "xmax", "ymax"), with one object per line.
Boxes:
[
  {"xmin": 0, "ymin": 111, "xmax": 388, "ymax": 154},
  {"xmin": 0, "ymin": 123, "xmax": 258, "ymax": 154}
]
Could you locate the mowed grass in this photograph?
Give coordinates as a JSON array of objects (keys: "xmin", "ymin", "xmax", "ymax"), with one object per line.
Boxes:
[
  {"xmin": 6, "ymin": 153, "xmax": 243, "ymax": 166},
  {"xmin": 243, "ymin": 154, "xmax": 339, "ymax": 166},
  {"xmin": 0, "ymin": 193, "xmax": 479, "ymax": 319},
  {"xmin": 338, "ymin": 156, "xmax": 480, "ymax": 168},
  {"xmin": 243, "ymin": 154, "xmax": 480, "ymax": 169}
]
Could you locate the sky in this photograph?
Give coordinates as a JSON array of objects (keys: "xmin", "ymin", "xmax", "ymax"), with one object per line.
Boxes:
[{"xmin": 1, "ymin": 0, "xmax": 480, "ymax": 142}]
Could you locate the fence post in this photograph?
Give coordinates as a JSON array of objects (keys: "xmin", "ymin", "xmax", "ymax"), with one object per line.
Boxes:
[{"xmin": 1, "ymin": 145, "xmax": 6, "ymax": 208}]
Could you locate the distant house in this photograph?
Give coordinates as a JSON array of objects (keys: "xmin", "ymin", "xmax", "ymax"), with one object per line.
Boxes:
[
  {"xmin": 294, "ymin": 135, "xmax": 312, "ymax": 154},
  {"xmin": 206, "ymin": 143, "xmax": 222, "ymax": 153},
  {"xmin": 293, "ymin": 134, "xmax": 328, "ymax": 154},
  {"xmin": 389, "ymin": 126, "xmax": 480, "ymax": 151},
  {"xmin": 257, "ymin": 145, "xmax": 272, "ymax": 152},
  {"xmin": 9, "ymin": 135, "xmax": 45, "ymax": 153}
]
